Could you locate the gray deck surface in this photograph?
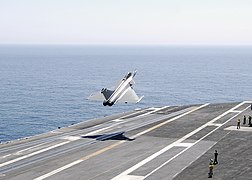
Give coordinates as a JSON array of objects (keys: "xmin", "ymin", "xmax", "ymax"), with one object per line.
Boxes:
[{"xmin": 0, "ymin": 101, "xmax": 252, "ymax": 180}]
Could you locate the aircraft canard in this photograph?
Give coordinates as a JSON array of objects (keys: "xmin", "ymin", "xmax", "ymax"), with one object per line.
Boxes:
[{"xmin": 88, "ymin": 71, "xmax": 144, "ymax": 106}]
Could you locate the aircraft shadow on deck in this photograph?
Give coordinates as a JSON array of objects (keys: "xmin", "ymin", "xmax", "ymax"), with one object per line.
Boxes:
[{"xmin": 81, "ymin": 131, "xmax": 135, "ymax": 141}]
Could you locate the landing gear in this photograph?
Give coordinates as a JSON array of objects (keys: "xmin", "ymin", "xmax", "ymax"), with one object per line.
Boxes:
[
  {"xmin": 103, "ymin": 101, "xmax": 108, "ymax": 106},
  {"xmin": 103, "ymin": 101, "xmax": 114, "ymax": 106}
]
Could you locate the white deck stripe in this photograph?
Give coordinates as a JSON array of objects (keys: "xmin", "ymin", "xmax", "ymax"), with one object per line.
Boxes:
[
  {"xmin": 34, "ymin": 141, "xmax": 124, "ymax": 180},
  {"xmin": 83, "ymin": 107, "xmax": 166, "ymax": 136},
  {"xmin": 0, "ymin": 142, "xmax": 48, "ymax": 159},
  {"xmin": 0, "ymin": 120, "xmax": 123, "ymax": 167},
  {"xmin": 81, "ymin": 123, "xmax": 121, "ymax": 136},
  {"xmin": 95, "ymin": 107, "xmax": 169, "ymax": 133},
  {"xmin": 61, "ymin": 136, "xmax": 81, "ymax": 141},
  {"xmin": 230, "ymin": 110, "xmax": 242, "ymax": 113},
  {"xmin": 119, "ymin": 175, "xmax": 145, "ymax": 180},
  {"xmin": 144, "ymin": 102, "xmax": 249, "ymax": 178},
  {"xmin": 137, "ymin": 106, "xmax": 169, "ymax": 118},
  {"xmin": 207, "ymin": 123, "xmax": 222, "ymax": 127},
  {"xmin": 131, "ymin": 104, "xmax": 209, "ymax": 139},
  {"xmin": 34, "ymin": 160, "xmax": 83, "ymax": 180},
  {"xmin": 0, "ymin": 141, "xmax": 69, "ymax": 168},
  {"xmin": 112, "ymin": 101, "xmax": 248, "ymax": 180},
  {"xmin": 174, "ymin": 143, "xmax": 194, "ymax": 147},
  {"xmin": 120, "ymin": 109, "xmax": 147, "ymax": 119},
  {"xmin": 225, "ymin": 126, "xmax": 252, "ymax": 132},
  {"xmin": 15, "ymin": 142, "xmax": 48, "ymax": 155},
  {"xmin": 34, "ymin": 104, "xmax": 207, "ymax": 180},
  {"xmin": 112, "ymin": 119, "xmax": 124, "ymax": 122},
  {"xmin": 0, "ymin": 154, "xmax": 11, "ymax": 159}
]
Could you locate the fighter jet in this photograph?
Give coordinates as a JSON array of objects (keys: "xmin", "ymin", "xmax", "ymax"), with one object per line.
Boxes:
[{"xmin": 88, "ymin": 71, "xmax": 144, "ymax": 106}]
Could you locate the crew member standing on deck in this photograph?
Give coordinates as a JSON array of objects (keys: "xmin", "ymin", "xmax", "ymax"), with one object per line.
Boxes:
[
  {"xmin": 214, "ymin": 150, "xmax": 218, "ymax": 165},
  {"xmin": 208, "ymin": 159, "xmax": 214, "ymax": 178},
  {"xmin": 237, "ymin": 118, "xmax": 241, "ymax": 129},
  {"xmin": 249, "ymin": 116, "xmax": 252, "ymax": 127},
  {"xmin": 243, "ymin": 115, "xmax": 246, "ymax": 125}
]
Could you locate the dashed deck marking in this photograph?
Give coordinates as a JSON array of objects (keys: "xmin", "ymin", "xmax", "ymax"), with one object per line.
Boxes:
[
  {"xmin": 230, "ymin": 110, "xmax": 242, "ymax": 113},
  {"xmin": 0, "ymin": 141, "xmax": 69, "ymax": 168},
  {"xmin": 207, "ymin": 123, "xmax": 222, "ymax": 127},
  {"xmin": 131, "ymin": 104, "xmax": 209, "ymax": 139},
  {"xmin": 34, "ymin": 141, "xmax": 124, "ymax": 180},
  {"xmin": 112, "ymin": 101, "xmax": 249, "ymax": 179},
  {"xmin": 143, "ymin": 102, "xmax": 250, "ymax": 179},
  {"xmin": 34, "ymin": 104, "xmax": 207, "ymax": 180},
  {"xmin": 119, "ymin": 175, "xmax": 145, "ymax": 180}
]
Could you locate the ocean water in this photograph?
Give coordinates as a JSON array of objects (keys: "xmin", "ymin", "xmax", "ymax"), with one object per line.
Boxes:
[{"xmin": 0, "ymin": 45, "xmax": 252, "ymax": 142}]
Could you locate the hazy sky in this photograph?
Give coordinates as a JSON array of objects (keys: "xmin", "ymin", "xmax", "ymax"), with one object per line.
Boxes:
[{"xmin": 0, "ymin": 0, "xmax": 251, "ymax": 45}]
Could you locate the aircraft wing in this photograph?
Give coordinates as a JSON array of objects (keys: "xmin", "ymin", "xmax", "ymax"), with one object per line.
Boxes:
[
  {"xmin": 87, "ymin": 80, "xmax": 119, "ymax": 102},
  {"xmin": 117, "ymin": 87, "xmax": 143, "ymax": 103},
  {"xmin": 87, "ymin": 91, "xmax": 105, "ymax": 101}
]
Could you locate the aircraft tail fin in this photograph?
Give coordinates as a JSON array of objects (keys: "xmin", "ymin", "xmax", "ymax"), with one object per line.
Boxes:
[{"xmin": 101, "ymin": 88, "xmax": 114, "ymax": 100}]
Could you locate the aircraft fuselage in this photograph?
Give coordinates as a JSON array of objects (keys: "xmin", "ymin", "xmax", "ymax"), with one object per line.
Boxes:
[{"xmin": 102, "ymin": 72, "xmax": 134, "ymax": 106}]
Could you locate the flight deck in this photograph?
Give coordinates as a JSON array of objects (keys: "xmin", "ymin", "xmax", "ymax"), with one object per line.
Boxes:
[{"xmin": 1, "ymin": 101, "xmax": 252, "ymax": 180}]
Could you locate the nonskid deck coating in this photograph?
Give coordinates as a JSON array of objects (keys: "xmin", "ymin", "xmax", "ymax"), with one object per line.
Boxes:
[{"xmin": 0, "ymin": 101, "xmax": 252, "ymax": 180}]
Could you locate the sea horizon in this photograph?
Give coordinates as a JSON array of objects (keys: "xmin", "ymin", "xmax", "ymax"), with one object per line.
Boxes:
[{"xmin": 1, "ymin": 45, "xmax": 252, "ymax": 143}]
